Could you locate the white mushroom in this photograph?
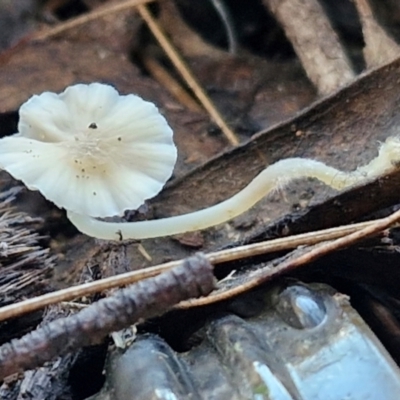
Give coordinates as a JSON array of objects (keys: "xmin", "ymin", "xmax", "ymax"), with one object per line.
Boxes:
[
  {"xmin": 1, "ymin": 83, "xmax": 400, "ymax": 241},
  {"xmin": 0, "ymin": 83, "xmax": 177, "ymax": 218}
]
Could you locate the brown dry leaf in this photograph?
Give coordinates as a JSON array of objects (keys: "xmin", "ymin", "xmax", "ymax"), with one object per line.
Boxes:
[
  {"xmin": 184, "ymin": 55, "xmax": 316, "ymax": 135},
  {"xmin": 0, "ymin": 0, "xmax": 39, "ymax": 51},
  {"xmin": 59, "ymin": 0, "xmax": 143, "ymax": 54}
]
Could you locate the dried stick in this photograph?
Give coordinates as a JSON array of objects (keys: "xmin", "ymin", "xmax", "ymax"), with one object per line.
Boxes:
[
  {"xmin": 353, "ymin": 0, "xmax": 400, "ymax": 67},
  {"xmin": 0, "ymin": 219, "xmax": 383, "ymax": 322},
  {"xmin": 142, "ymin": 54, "xmax": 202, "ymax": 112},
  {"xmin": 262, "ymin": 0, "xmax": 355, "ymax": 94},
  {"xmin": 137, "ymin": 4, "xmax": 240, "ymax": 146},
  {"xmin": 0, "ymin": 254, "xmax": 215, "ymax": 380},
  {"xmin": 179, "ymin": 207, "xmax": 400, "ymax": 307}
]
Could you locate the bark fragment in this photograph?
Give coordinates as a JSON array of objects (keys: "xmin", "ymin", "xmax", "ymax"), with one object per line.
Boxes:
[
  {"xmin": 263, "ymin": 0, "xmax": 355, "ymax": 94},
  {"xmin": 354, "ymin": 0, "xmax": 400, "ymax": 67}
]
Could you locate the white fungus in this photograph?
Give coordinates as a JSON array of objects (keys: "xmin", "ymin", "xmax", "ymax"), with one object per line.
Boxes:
[
  {"xmin": 0, "ymin": 83, "xmax": 177, "ymax": 218},
  {"xmin": 1, "ymin": 83, "xmax": 400, "ymax": 241}
]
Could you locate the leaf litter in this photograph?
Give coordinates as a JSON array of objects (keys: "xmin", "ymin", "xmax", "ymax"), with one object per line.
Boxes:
[{"xmin": 1, "ymin": 0, "xmax": 400, "ymax": 393}]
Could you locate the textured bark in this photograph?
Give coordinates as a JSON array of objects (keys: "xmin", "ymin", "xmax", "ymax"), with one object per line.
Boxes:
[
  {"xmin": 0, "ymin": 254, "xmax": 215, "ymax": 380},
  {"xmin": 354, "ymin": 0, "xmax": 400, "ymax": 67},
  {"xmin": 263, "ymin": 0, "xmax": 355, "ymax": 94}
]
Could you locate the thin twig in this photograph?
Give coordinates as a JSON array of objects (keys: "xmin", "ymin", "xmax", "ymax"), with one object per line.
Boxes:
[
  {"xmin": 137, "ymin": 4, "xmax": 240, "ymax": 146},
  {"xmin": 142, "ymin": 54, "xmax": 202, "ymax": 112},
  {"xmin": 0, "ymin": 219, "xmax": 386, "ymax": 322},
  {"xmin": 33, "ymin": 0, "xmax": 155, "ymax": 41},
  {"xmin": 0, "ymin": 254, "xmax": 215, "ymax": 380},
  {"xmin": 179, "ymin": 207, "xmax": 400, "ymax": 307}
]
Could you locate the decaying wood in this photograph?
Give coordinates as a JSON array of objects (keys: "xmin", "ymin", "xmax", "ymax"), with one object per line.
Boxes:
[
  {"xmin": 0, "ymin": 306, "xmax": 78, "ymax": 400},
  {"xmin": 262, "ymin": 0, "xmax": 355, "ymax": 94},
  {"xmin": 353, "ymin": 0, "xmax": 400, "ymax": 67}
]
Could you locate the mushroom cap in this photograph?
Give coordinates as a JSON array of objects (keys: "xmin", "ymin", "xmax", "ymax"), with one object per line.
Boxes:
[{"xmin": 0, "ymin": 83, "xmax": 177, "ymax": 217}]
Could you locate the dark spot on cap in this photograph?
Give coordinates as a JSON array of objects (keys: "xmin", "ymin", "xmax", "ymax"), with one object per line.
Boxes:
[{"xmin": 88, "ymin": 122, "xmax": 98, "ymax": 129}]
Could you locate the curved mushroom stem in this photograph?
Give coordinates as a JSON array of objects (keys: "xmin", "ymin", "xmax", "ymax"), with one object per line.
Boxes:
[{"xmin": 67, "ymin": 137, "xmax": 400, "ymax": 240}]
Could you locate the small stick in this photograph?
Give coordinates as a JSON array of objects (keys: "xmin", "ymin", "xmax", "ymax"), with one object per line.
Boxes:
[
  {"xmin": 0, "ymin": 219, "xmax": 383, "ymax": 322},
  {"xmin": 179, "ymin": 207, "xmax": 400, "ymax": 307},
  {"xmin": 353, "ymin": 0, "xmax": 400, "ymax": 67},
  {"xmin": 142, "ymin": 54, "xmax": 202, "ymax": 112},
  {"xmin": 262, "ymin": 0, "xmax": 355, "ymax": 94},
  {"xmin": 137, "ymin": 4, "xmax": 240, "ymax": 146},
  {"xmin": 0, "ymin": 254, "xmax": 215, "ymax": 380}
]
